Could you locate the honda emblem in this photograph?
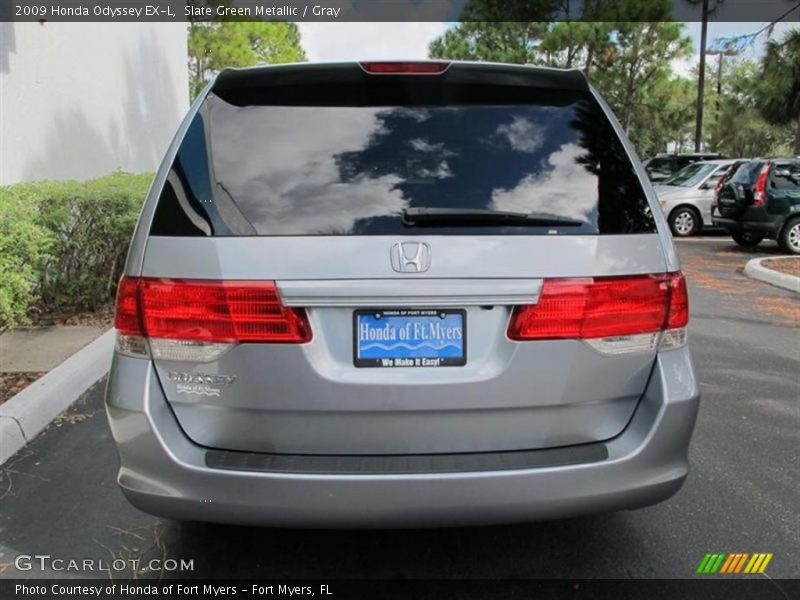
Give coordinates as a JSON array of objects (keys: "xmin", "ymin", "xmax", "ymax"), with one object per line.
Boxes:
[{"xmin": 390, "ymin": 241, "xmax": 431, "ymax": 273}]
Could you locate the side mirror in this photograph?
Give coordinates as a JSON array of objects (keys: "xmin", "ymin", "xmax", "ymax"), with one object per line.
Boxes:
[{"xmin": 700, "ymin": 180, "xmax": 716, "ymax": 190}]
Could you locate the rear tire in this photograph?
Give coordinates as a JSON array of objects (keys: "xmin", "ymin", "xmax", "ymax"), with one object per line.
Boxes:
[
  {"xmin": 731, "ymin": 232, "xmax": 765, "ymax": 247},
  {"xmin": 669, "ymin": 207, "xmax": 701, "ymax": 237},
  {"xmin": 777, "ymin": 217, "xmax": 800, "ymax": 255}
]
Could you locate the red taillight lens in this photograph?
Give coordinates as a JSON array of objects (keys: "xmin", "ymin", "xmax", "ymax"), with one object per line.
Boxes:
[
  {"xmin": 115, "ymin": 276, "xmax": 143, "ymax": 336},
  {"xmin": 114, "ymin": 278, "xmax": 312, "ymax": 343},
  {"xmin": 753, "ymin": 164, "xmax": 770, "ymax": 207},
  {"xmin": 359, "ymin": 61, "xmax": 450, "ymax": 74},
  {"xmin": 665, "ymin": 272, "xmax": 689, "ymax": 329},
  {"xmin": 712, "ymin": 175, "xmax": 726, "ymax": 209},
  {"xmin": 508, "ymin": 273, "xmax": 688, "ymax": 341}
]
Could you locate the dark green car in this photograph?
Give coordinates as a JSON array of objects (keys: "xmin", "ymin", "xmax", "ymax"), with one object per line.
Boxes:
[{"xmin": 712, "ymin": 158, "xmax": 800, "ymax": 254}]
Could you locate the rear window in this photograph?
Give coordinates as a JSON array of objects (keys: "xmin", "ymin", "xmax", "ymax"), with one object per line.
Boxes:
[
  {"xmin": 730, "ymin": 162, "xmax": 765, "ymax": 186},
  {"xmin": 151, "ymin": 73, "xmax": 655, "ymax": 237}
]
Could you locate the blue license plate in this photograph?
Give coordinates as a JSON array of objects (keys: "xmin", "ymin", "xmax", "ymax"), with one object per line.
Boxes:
[{"xmin": 354, "ymin": 309, "xmax": 466, "ymax": 368}]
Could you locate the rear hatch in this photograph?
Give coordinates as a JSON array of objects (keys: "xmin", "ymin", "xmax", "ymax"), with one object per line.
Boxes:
[
  {"xmin": 130, "ymin": 62, "xmax": 674, "ymax": 456},
  {"xmin": 718, "ymin": 161, "xmax": 764, "ymax": 218}
]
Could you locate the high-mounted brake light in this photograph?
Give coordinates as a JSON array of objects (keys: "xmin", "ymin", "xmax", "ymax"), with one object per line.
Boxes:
[
  {"xmin": 508, "ymin": 273, "xmax": 688, "ymax": 353},
  {"xmin": 359, "ymin": 61, "xmax": 450, "ymax": 75},
  {"xmin": 114, "ymin": 277, "xmax": 312, "ymax": 360},
  {"xmin": 753, "ymin": 163, "xmax": 770, "ymax": 207}
]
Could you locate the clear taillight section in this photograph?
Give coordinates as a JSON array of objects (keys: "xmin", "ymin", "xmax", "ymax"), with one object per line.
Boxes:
[
  {"xmin": 508, "ymin": 273, "xmax": 689, "ymax": 353},
  {"xmin": 114, "ymin": 277, "xmax": 312, "ymax": 360}
]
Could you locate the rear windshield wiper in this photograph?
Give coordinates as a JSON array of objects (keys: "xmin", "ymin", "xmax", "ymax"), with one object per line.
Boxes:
[{"xmin": 401, "ymin": 207, "xmax": 584, "ymax": 228}]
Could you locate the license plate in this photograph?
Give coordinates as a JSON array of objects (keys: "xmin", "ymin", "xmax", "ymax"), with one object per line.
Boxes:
[{"xmin": 353, "ymin": 309, "xmax": 466, "ymax": 368}]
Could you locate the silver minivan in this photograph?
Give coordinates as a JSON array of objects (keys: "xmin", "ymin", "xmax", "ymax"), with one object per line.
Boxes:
[{"xmin": 106, "ymin": 61, "xmax": 699, "ymax": 527}]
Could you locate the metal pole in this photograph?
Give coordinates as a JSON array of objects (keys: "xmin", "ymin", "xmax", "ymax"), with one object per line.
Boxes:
[{"xmin": 694, "ymin": 0, "xmax": 709, "ymax": 152}]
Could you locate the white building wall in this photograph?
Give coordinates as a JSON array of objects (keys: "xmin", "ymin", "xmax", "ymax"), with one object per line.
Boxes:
[{"xmin": 0, "ymin": 22, "xmax": 189, "ymax": 185}]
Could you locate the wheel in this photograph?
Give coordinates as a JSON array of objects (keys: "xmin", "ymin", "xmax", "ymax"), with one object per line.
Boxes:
[
  {"xmin": 731, "ymin": 232, "xmax": 765, "ymax": 247},
  {"xmin": 669, "ymin": 207, "xmax": 701, "ymax": 237},
  {"xmin": 778, "ymin": 217, "xmax": 800, "ymax": 255}
]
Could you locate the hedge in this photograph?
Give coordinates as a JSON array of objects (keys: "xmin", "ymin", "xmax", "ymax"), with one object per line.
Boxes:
[
  {"xmin": 0, "ymin": 172, "xmax": 153, "ymax": 331},
  {"xmin": 0, "ymin": 191, "xmax": 50, "ymax": 331}
]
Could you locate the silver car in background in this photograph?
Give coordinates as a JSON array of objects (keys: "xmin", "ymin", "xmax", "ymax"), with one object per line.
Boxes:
[
  {"xmin": 655, "ymin": 159, "xmax": 737, "ymax": 237},
  {"xmin": 106, "ymin": 61, "xmax": 699, "ymax": 527}
]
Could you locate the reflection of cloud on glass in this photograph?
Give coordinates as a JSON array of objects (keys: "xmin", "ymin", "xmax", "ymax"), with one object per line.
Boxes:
[
  {"xmin": 390, "ymin": 107, "xmax": 430, "ymax": 122},
  {"xmin": 410, "ymin": 138, "xmax": 442, "ymax": 152},
  {"xmin": 416, "ymin": 161, "xmax": 453, "ymax": 180},
  {"xmin": 490, "ymin": 143, "xmax": 596, "ymax": 221},
  {"xmin": 208, "ymin": 101, "xmax": 407, "ymax": 234},
  {"xmin": 248, "ymin": 173, "xmax": 406, "ymax": 235},
  {"xmin": 494, "ymin": 116, "xmax": 545, "ymax": 153},
  {"xmin": 409, "ymin": 137, "xmax": 458, "ymax": 159}
]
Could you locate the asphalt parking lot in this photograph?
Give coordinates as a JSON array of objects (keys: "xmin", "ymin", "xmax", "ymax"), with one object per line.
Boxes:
[{"xmin": 1, "ymin": 236, "xmax": 797, "ymax": 581}]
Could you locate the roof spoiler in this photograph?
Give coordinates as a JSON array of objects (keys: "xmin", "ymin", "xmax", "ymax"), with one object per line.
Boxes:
[{"xmin": 211, "ymin": 60, "xmax": 590, "ymax": 104}]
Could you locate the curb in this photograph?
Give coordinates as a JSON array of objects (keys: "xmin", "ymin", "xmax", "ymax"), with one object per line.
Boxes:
[
  {"xmin": 0, "ymin": 329, "xmax": 115, "ymax": 465},
  {"xmin": 744, "ymin": 257, "xmax": 800, "ymax": 294}
]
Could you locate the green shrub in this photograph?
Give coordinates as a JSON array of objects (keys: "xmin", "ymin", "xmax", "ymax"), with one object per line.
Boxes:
[
  {"xmin": 0, "ymin": 171, "xmax": 153, "ymax": 327},
  {"xmin": 0, "ymin": 190, "xmax": 51, "ymax": 331},
  {"xmin": 35, "ymin": 172, "xmax": 152, "ymax": 311}
]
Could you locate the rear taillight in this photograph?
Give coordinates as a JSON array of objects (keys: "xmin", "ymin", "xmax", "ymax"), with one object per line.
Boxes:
[
  {"xmin": 114, "ymin": 277, "xmax": 312, "ymax": 360},
  {"xmin": 665, "ymin": 272, "xmax": 689, "ymax": 329},
  {"xmin": 359, "ymin": 61, "xmax": 450, "ymax": 75},
  {"xmin": 138, "ymin": 279, "xmax": 311, "ymax": 343},
  {"xmin": 711, "ymin": 175, "xmax": 726, "ymax": 211},
  {"xmin": 508, "ymin": 273, "xmax": 688, "ymax": 353},
  {"xmin": 753, "ymin": 164, "xmax": 770, "ymax": 207},
  {"xmin": 114, "ymin": 276, "xmax": 143, "ymax": 336}
]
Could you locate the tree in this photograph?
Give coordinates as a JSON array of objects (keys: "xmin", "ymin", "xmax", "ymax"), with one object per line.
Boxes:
[
  {"xmin": 429, "ymin": 22, "xmax": 549, "ymax": 64},
  {"xmin": 538, "ymin": 22, "xmax": 616, "ymax": 75},
  {"xmin": 636, "ymin": 74, "xmax": 696, "ymax": 155},
  {"xmin": 704, "ymin": 58, "xmax": 796, "ymax": 157},
  {"xmin": 188, "ymin": 21, "xmax": 306, "ymax": 99},
  {"xmin": 591, "ymin": 22, "xmax": 692, "ymax": 137},
  {"xmin": 429, "ymin": 11, "xmax": 693, "ymax": 156},
  {"xmin": 756, "ymin": 28, "xmax": 800, "ymax": 153}
]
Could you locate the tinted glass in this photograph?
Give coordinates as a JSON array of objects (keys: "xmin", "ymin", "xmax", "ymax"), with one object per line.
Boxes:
[
  {"xmin": 152, "ymin": 88, "xmax": 654, "ymax": 236},
  {"xmin": 674, "ymin": 157, "xmax": 699, "ymax": 169},
  {"xmin": 662, "ymin": 162, "xmax": 716, "ymax": 187},
  {"xmin": 730, "ymin": 162, "xmax": 765, "ymax": 186},
  {"xmin": 647, "ymin": 157, "xmax": 672, "ymax": 172},
  {"xmin": 769, "ymin": 162, "xmax": 800, "ymax": 192},
  {"xmin": 707, "ymin": 165, "xmax": 730, "ymax": 183}
]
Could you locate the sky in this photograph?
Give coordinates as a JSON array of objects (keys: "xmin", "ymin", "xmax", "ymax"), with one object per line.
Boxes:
[{"xmin": 296, "ymin": 21, "xmax": 797, "ymax": 76}]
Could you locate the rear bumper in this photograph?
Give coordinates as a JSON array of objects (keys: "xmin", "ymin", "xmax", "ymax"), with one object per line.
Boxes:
[
  {"xmin": 105, "ymin": 348, "xmax": 700, "ymax": 528},
  {"xmin": 712, "ymin": 215, "xmax": 781, "ymax": 238}
]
